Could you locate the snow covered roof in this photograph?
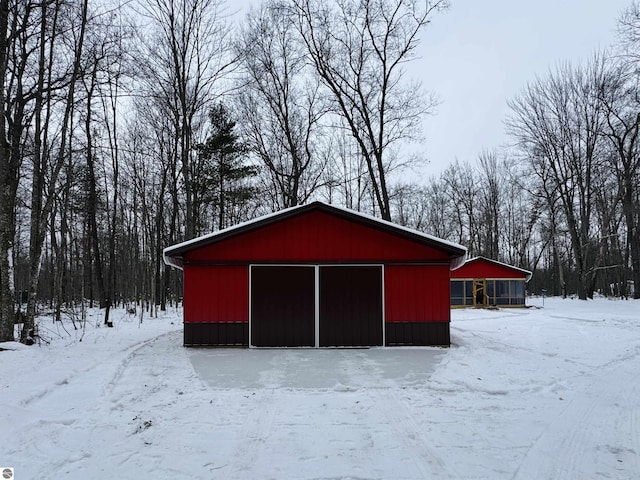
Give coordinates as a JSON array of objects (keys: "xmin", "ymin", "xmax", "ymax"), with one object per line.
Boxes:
[
  {"xmin": 163, "ymin": 201, "xmax": 466, "ymax": 270},
  {"xmin": 460, "ymin": 256, "xmax": 533, "ymax": 282}
]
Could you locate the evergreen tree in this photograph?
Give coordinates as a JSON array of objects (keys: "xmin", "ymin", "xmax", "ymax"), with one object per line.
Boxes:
[{"xmin": 193, "ymin": 103, "xmax": 258, "ymax": 232}]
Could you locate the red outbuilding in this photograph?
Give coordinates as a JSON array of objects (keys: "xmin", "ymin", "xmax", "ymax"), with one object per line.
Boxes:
[
  {"xmin": 450, "ymin": 256, "xmax": 532, "ymax": 308},
  {"xmin": 164, "ymin": 201, "xmax": 466, "ymax": 347}
]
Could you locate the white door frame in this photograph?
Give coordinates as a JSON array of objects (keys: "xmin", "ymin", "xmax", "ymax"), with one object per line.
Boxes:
[{"xmin": 249, "ymin": 263, "xmax": 385, "ymax": 348}]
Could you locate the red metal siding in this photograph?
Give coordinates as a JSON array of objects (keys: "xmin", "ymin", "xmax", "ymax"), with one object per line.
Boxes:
[
  {"xmin": 385, "ymin": 265, "xmax": 450, "ymax": 323},
  {"xmin": 184, "ymin": 210, "xmax": 450, "ymax": 264},
  {"xmin": 183, "ymin": 265, "xmax": 248, "ymax": 323},
  {"xmin": 451, "ymin": 259, "xmax": 527, "ymax": 280}
]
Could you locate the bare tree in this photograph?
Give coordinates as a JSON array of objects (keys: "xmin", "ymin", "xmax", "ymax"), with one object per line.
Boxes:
[
  {"xmin": 82, "ymin": 46, "xmax": 108, "ymax": 315},
  {"xmin": 76, "ymin": 4, "xmax": 134, "ymax": 324},
  {"xmin": 321, "ymin": 126, "xmax": 372, "ymax": 212},
  {"xmin": 19, "ymin": 0, "xmax": 91, "ymax": 340},
  {"xmin": 499, "ymin": 159, "xmax": 544, "ymax": 271},
  {"xmin": 123, "ymin": 103, "xmax": 180, "ymax": 315},
  {"xmin": 291, "ymin": 0, "xmax": 446, "ymax": 220},
  {"xmin": 389, "ymin": 182, "xmax": 428, "ymax": 229},
  {"xmin": 507, "ymin": 57, "xmax": 609, "ymax": 299},
  {"xmin": 420, "ymin": 177, "xmax": 456, "ymax": 240},
  {"xmin": 235, "ymin": 0, "xmax": 327, "ymax": 210},
  {"xmin": 476, "ymin": 151, "xmax": 502, "ymax": 259},
  {"xmin": 0, "ymin": 0, "xmax": 15, "ymax": 341},
  {"xmin": 617, "ymin": 1, "xmax": 640, "ymax": 70},
  {"xmin": 598, "ymin": 60, "xmax": 640, "ymax": 298},
  {"xmin": 136, "ymin": 0, "xmax": 235, "ymax": 239},
  {"xmin": 441, "ymin": 160, "xmax": 481, "ymax": 256}
]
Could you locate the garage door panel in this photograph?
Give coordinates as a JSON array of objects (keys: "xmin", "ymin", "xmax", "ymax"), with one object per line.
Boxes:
[
  {"xmin": 251, "ymin": 266, "xmax": 315, "ymax": 347},
  {"xmin": 319, "ymin": 266, "xmax": 383, "ymax": 347}
]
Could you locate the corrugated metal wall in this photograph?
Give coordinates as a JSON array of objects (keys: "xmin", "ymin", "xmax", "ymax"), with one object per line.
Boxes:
[
  {"xmin": 184, "ymin": 211, "xmax": 450, "ymax": 264},
  {"xmin": 183, "ymin": 265, "xmax": 248, "ymax": 322},
  {"xmin": 385, "ymin": 265, "xmax": 450, "ymax": 322}
]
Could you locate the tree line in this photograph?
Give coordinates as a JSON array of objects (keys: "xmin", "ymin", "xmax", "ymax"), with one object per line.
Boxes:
[{"xmin": 0, "ymin": 0, "xmax": 638, "ymax": 342}]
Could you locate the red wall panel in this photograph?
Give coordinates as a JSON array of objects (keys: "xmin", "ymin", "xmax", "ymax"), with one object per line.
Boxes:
[
  {"xmin": 184, "ymin": 265, "xmax": 248, "ymax": 323},
  {"xmin": 184, "ymin": 211, "xmax": 450, "ymax": 264},
  {"xmin": 451, "ymin": 259, "xmax": 527, "ymax": 279},
  {"xmin": 385, "ymin": 265, "xmax": 450, "ymax": 323}
]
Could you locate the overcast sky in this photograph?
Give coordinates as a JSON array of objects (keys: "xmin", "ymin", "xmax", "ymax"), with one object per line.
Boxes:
[
  {"xmin": 235, "ymin": 0, "xmax": 632, "ymax": 180},
  {"xmin": 415, "ymin": 0, "xmax": 631, "ymax": 177}
]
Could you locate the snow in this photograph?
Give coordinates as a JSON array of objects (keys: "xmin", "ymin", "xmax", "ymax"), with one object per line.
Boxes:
[
  {"xmin": 0, "ymin": 342, "xmax": 28, "ymax": 351},
  {"xmin": 1, "ymin": 297, "xmax": 639, "ymax": 479}
]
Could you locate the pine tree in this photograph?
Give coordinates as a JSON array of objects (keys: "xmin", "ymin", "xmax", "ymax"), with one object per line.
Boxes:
[{"xmin": 193, "ymin": 103, "xmax": 257, "ymax": 232}]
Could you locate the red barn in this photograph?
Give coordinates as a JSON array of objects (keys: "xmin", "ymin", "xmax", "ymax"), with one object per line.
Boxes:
[
  {"xmin": 164, "ymin": 201, "xmax": 466, "ymax": 347},
  {"xmin": 450, "ymin": 256, "xmax": 532, "ymax": 308}
]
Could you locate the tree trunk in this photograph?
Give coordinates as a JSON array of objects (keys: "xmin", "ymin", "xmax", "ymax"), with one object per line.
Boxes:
[
  {"xmin": 84, "ymin": 63, "xmax": 107, "ymax": 311},
  {"xmin": 23, "ymin": 0, "xmax": 89, "ymax": 341},
  {"xmin": 623, "ymin": 187, "xmax": 640, "ymax": 299},
  {"xmin": 0, "ymin": 0, "xmax": 16, "ymax": 342}
]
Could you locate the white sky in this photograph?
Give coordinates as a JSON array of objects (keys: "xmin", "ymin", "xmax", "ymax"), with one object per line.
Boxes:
[
  {"xmin": 416, "ymin": 0, "xmax": 631, "ymax": 177},
  {"xmin": 234, "ymin": 0, "xmax": 632, "ymax": 180}
]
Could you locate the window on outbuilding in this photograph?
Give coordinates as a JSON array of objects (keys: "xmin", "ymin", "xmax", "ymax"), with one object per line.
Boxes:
[
  {"xmin": 451, "ymin": 280, "xmax": 464, "ymax": 306},
  {"xmin": 495, "ymin": 280, "xmax": 510, "ymax": 305},
  {"xmin": 494, "ymin": 280, "xmax": 526, "ymax": 306},
  {"xmin": 510, "ymin": 280, "xmax": 525, "ymax": 305},
  {"xmin": 464, "ymin": 280, "xmax": 473, "ymax": 306},
  {"xmin": 450, "ymin": 280, "xmax": 475, "ymax": 306},
  {"xmin": 452, "ymin": 278, "xmax": 527, "ymax": 307},
  {"xmin": 486, "ymin": 280, "xmax": 495, "ymax": 305}
]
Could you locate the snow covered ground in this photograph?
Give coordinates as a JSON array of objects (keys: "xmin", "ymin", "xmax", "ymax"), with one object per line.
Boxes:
[{"xmin": 1, "ymin": 297, "xmax": 639, "ymax": 479}]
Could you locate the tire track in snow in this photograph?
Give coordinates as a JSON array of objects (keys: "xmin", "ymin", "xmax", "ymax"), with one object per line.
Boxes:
[
  {"xmin": 375, "ymin": 388, "xmax": 458, "ymax": 479},
  {"xmin": 103, "ymin": 330, "xmax": 182, "ymax": 397},
  {"xmin": 511, "ymin": 351, "xmax": 640, "ymax": 480},
  {"xmin": 18, "ymin": 329, "xmax": 181, "ymax": 407},
  {"xmin": 545, "ymin": 397, "xmax": 598, "ymax": 479},
  {"xmin": 223, "ymin": 388, "xmax": 278, "ymax": 480},
  {"xmin": 612, "ymin": 361, "xmax": 640, "ymax": 476},
  {"xmin": 61, "ymin": 329, "xmax": 201, "ymax": 479},
  {"xmin": 452, "ymin": 325, "xmax": 595, "ymax": 371},
  {"xmin": 7, "ymin": 328, "xmax": 183, "ymax": 479},
  {"xmin": 631, "ymin": 405, "xmax": 640, "ymax": 467},
  {"xmin": 339, "ymin": 349, "xmax": 457, "ymax": 478}
]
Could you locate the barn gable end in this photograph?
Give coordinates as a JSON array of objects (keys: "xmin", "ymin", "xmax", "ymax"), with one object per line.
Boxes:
[
  {"xmin": 182, "ymin": 209, "xmax": 453, "ymax": 265},
  {"xmin": 164, "ymin": 201, "xmax": 466, "ymax": 347}
]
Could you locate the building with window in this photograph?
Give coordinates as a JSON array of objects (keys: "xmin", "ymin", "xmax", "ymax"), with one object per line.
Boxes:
[{"xmin": 450, "ymin": 256, "xmax": 532, "ymax": 308}]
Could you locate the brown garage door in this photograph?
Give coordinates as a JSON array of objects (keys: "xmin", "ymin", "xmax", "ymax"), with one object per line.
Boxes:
[
  {"xmin": 319, "ymin": 266, "xmax": 383, "ymax": 347},
  {"xmin": 251, "ymin": 266, "xmax": 315, "ymax": 347}
]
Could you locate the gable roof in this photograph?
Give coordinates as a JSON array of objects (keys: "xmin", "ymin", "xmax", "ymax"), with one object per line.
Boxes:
[
  {"xmin": 455, "ymin": 256, "xmax": 533, "ymax": 282},
  {"xmin": 163, "ymin": 201, "xmax": 466, "ymax": 270}
]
